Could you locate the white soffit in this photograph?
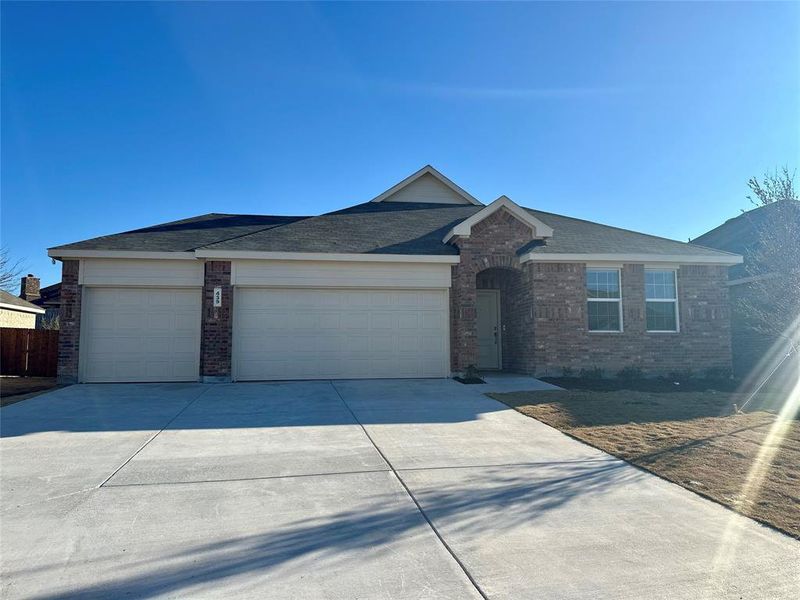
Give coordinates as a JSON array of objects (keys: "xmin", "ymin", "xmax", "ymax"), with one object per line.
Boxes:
[
  {"xmin": 443, "ymin": 195, "xmax": 554, "ymax": 242},
  {"xmin": 370, "ymin": 165, "xmax": 483, "ymax": 206}
]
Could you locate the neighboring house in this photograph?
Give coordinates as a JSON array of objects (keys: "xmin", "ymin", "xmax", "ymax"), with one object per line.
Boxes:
[
  {"xmin": 692, "ymin": 201, "xmax": 800, "ymax": 377},
  {"xmin": 15, "ymin": 274, "xmax": 60, "ymax": 328},
  {"xmin": 0, "ymin": 289, "xmax": 45, "ymax": 329},
  {"xmin": 31, "ymin": 282, "xmax": 61, "ymax": 326},
  {"xmin": 48, "ymin": 166, "xmax": 741, "ymax": 384}
]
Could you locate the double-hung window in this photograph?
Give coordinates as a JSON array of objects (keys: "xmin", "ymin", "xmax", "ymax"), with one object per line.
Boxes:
[
  {"xmin": 587, "ymin": 269, "xmax": 622, "ymax": 332},
  {"xmin": 645, "ymin": 269, "xmax": 678, "ymax": 332}
]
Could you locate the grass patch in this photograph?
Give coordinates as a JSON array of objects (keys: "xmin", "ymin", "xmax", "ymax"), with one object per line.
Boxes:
[{"xmin": 489, "ymin": 387, "xmax": 799, "ymax": 539}]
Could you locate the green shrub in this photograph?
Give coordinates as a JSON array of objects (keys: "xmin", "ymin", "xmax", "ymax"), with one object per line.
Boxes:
[
  {"xmin": 668, "ymin": 369, "xmax": 694, "ymax": 382},
  {"xmin": 579, "ymin": 367, "xmax": 604, "ymax": 379},
  {"xmin": 705, "ymin": 366, "xmax": 732, "ymax": 381},
  {"xmin": 617, "ymin": 365, "xmax": 644, "ymax": 380}
]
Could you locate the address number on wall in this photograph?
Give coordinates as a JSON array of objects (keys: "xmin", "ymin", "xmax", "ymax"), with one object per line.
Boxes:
[{"xmin": 213, "ymin": 287, "xmax": 222, "ymax": 307}]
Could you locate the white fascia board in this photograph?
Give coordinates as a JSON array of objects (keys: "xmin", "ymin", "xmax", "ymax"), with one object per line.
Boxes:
[
  {"xmin": 47, "ymin": 250, "xmax": 198, "ymax": 260},
  {"xmin": 520, "ymin": 252, "xmax": 743, "ymax": 266},
  {"xmin": 195, "ymin": 250, "xmax": 461, "ymax": 264},
  {"xmin": 442, "ymin": 196, "xmax": 554, "ymax": 243},
  {"xmin": 370, "ymin": 165, "xmax": 483, "ymax": 205},
  {"xmin": 0, "ymin": 302, "xmax": 45, "ymax": 314}
]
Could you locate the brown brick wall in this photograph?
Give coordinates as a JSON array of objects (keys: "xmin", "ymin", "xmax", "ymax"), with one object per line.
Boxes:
[
  {"xmin": 56, "ymin": 260, "xmax": 81, "ymax": 384},
  {"xmin": 450, "ymin": 208, "xmax": 535, "ymax": 372},
  {"xmin": 529, "ymin": 262, "xmax": 733, "ymax": 377},
  {"xmin": 200, "ymin": 261, "xmax": 233, "ymax": 381}
]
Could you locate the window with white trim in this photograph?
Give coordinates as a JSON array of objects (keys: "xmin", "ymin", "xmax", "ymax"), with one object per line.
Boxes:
[
  {"xmin": 645, "ymin": 269, "xmax": 678, "ymax": 331},
  {"xmin": 587, "ymin": 269, "xmax": 622, "ymax": 331}
]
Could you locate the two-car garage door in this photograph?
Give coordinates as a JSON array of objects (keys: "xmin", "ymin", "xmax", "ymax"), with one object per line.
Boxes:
[
  {"xmin": 234, "ymin": 288, "xmax": 449, "ymax": 380},
  {"xmin": 80, "ymin": 286, "xmax": 449, "ymax": 382}
]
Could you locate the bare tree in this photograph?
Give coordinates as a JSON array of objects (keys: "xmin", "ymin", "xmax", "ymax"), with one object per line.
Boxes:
[
  {"xmin": 0, "ymin": 247, "xmax": 26, "ymax": 292},
  {"xmin": 39, "ymin": 313, "xmax": 60, "ymax": 330},
  {"xmin": 746, "ymin": 166, "xmax": 797, "ymax": 207},
  {"xmin": 738, "ymin": 170, "xmax": 800, "ymax": 347}
]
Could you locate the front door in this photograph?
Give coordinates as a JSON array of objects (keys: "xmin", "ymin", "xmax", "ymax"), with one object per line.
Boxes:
[{"xmin": 476, "ymin": 290, "xmax": 501, "ymax": 370}]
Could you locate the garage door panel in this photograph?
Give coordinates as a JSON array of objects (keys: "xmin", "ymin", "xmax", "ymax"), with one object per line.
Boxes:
[
  {"xmin": 82, "ymin": 288, "xmax": 201, "ymax": 383},
  {"xmin": 234, "ymin": 288, "xmax": 448, "ymax": 381}
]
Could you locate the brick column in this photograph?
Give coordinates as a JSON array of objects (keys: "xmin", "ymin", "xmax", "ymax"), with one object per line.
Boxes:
[
  {"xmin": 57, "ymin": 260, "xmax": 81, "ymax": 384},
  {"xmin": 450, "ymin": 262, "xmax": 478, "ymax": 373},
  {"xmin": 200, "ymin": 261, "xmax": 233, "ymax": 382}
]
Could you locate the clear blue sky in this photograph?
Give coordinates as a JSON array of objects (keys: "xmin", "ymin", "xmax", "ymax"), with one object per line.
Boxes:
[{"xmin": 2, "ymin": 1, "xmax": 798, "ymax": 286}]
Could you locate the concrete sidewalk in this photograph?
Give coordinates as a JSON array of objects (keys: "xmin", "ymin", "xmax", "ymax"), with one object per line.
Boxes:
[{"xmin": 1, "ymin": 379, "xmax": 797, "ymax": 599}]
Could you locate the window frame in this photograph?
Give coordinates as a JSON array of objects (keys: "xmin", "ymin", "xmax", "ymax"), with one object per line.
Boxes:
[
  {"xmin": 586, "ymin": 267, "xmax": 623, "ymax": 333},
  {"xmin": 645, "ymin": 268, "xmax": 679, "ymax": 333}
]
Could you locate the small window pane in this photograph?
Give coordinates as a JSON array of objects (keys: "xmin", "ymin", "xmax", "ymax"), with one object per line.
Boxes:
[
  {"xmin": 646, "ymin": 301, "xmax": 677, "ymax": 331},
  {"xmin": 588, "ymin": 301, "xmax": 621, "ymax": 331},
  {"xmin": 587, "ymin": 270, "xmax": 620, "ymax": 299},
  {"xmin": 645, "ymin": 270, "xmax": 676, "ymax": 300}
]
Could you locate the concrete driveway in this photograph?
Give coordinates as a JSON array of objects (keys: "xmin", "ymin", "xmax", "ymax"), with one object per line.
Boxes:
[{"xmin": 1, "ymin": 378, "xmax": 797, "ymax": 599}]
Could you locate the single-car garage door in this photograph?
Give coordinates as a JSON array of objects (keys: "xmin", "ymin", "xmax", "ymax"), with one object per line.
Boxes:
[
  {"xmin": 234, "ymin": 288, "xmax": 449, "ymax": 380},
  {"xmin": 81, "ymin": 288, "xmax": 201, "ymax": 382}
]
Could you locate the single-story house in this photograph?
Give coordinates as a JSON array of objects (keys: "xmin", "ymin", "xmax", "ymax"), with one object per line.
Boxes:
[
  {"xmin": 48, "ymin": 166, "xmax": 742, "ymax": 384},
  {"xmin": 0, "ymin": 289, "xmax": 45, "ymax": 329}
]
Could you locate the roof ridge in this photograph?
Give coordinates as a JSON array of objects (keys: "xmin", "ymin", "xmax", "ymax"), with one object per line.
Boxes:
[{"xmin": 191, "ymin": 215, "xmax": 310, "ymax": 251}]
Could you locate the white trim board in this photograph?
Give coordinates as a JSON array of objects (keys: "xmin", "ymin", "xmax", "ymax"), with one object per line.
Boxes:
[
  {"xmin": 370, "ymin": 165, "xmax": 483, "ymax": 206},
  {"xmin": 0, "ymin": 302, "xmax": 45, "ymax": 315},
  {"xmin": 197, "ymin": 250, "xmax": 460, "ymax": 263},
  {"xmin": 520, "ymin": 252, "xmax": 742, "ymax": 266},
  {"xmin": 443, "ymin": 196, "xmax": 554, "ymax": 242},
  {"xmin": 48, "ymin": 250, "xmax": 197, "ymax": 260}
]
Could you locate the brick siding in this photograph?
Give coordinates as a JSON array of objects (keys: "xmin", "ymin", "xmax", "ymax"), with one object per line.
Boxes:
[
  {"xmin": 449, "ymin": 208, "xmax": 733, "ymax": 377},
  {"xmin": 200, "ymin": 261, "xmax": 233, "ymax": 381},
  {"xmin": 56, "ymin": 260, "xmax": 81, "ymax": 384},
  {"xmin": 529, "ymin": 262, "xmax": 733, "ymax": 377},
  {"xmin": 450, "ymin": 208, "xmax": 535, "ymax": 372}
]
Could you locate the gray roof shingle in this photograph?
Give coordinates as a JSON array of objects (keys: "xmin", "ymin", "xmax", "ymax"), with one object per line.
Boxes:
[
  {"xmin": 0, "ymin": 290, "xmax": 43, "ymax": 311},
  {"xmin": 50, "ymin": 201, "xmax": 736, "ymax": 260},
  {"xmin": 49, "ymin": 213, "xmax": 307, "ymax": 253}
]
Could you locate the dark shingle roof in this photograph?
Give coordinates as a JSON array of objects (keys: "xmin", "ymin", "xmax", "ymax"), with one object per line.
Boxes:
[
  {"xmin": 522, "ymin": 209, "xmax": 733, "ymax": 257},
  {"xmin": 202, "ymin": 202, "xmax": 479, "ymax": 255},
  {"xmin": 50, "ymin": 201, "xmax": 736, "ymax": 260},
  {"xmin": 0, "ymin": 290, "xmax": 43, "ymax": 311},
  {"xmin": 49, "ymin": 213, "xmax": 307, "ymax": 253},
  {"xmin": 690, "ymin": 201, "xmax": 800, "ymax": 277}
]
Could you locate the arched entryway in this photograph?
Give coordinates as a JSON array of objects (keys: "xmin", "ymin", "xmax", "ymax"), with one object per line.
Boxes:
[{"xmin": 475, "ymin": 266, "xmax": 524, "ymax": 371}]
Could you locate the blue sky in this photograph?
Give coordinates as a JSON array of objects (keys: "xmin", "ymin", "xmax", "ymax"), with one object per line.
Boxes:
[{"xmin": 2, "ymin": 1, "xmax": 798, "ymax": 286}]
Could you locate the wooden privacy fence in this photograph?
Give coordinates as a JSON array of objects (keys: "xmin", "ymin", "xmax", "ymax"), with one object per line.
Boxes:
[{"xmin": 0, "ymin": 328, "xmax": 59, "ymax": 377}]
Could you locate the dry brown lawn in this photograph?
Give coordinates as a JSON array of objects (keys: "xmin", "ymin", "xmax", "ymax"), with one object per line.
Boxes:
[
  {"xmin": 489, "ymin": 388, "xmax": 800, "ymax": 539},
  {"xmin": 0, "ymin": 376, "xmax": 60, "ymax": 407}
]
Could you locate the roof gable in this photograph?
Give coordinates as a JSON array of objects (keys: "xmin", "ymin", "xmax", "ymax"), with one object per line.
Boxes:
[
  {"xmin": 443, "ymin": 195, "xmax": 554, "ymax": 242},
  {"xmin": 371, "ymin": 166, "xmax": 482, "ymax": 206}
]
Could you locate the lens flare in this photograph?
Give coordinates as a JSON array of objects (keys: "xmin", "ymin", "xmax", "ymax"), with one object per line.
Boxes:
[{"xmin": 710, "ymin": 315, "xmax": 800, "ymax": 587}]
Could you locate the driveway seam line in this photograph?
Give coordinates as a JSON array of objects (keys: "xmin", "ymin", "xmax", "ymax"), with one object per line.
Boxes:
[
  {"xmin": 100, "ymin": 467, "xmax": 394, "ymax": 488},
  {"xmin": 329, "ymin": 380, "xmax": 490, "ymax": 600},
  {"xmin": 97, "ymin": 386, "xmax": 213, "ymax": 488}
]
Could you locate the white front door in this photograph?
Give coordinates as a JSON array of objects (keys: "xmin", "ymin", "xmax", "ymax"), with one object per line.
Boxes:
[
  {"xmin": 233, "ymin": 288, "xmax": 449, "ymax": 380},
  {"xmin": 477, "ymin": 290, "xmax": 501, "ymax": 370}
]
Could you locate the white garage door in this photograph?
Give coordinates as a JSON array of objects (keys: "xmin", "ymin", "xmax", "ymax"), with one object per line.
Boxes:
[
  {"xmin": 81, "ymin": 288, "xmax": 201, "ymax": 382},
  {"xmin": 234, "ymin": 288, "xmax": 449, "ymax": 380}
]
